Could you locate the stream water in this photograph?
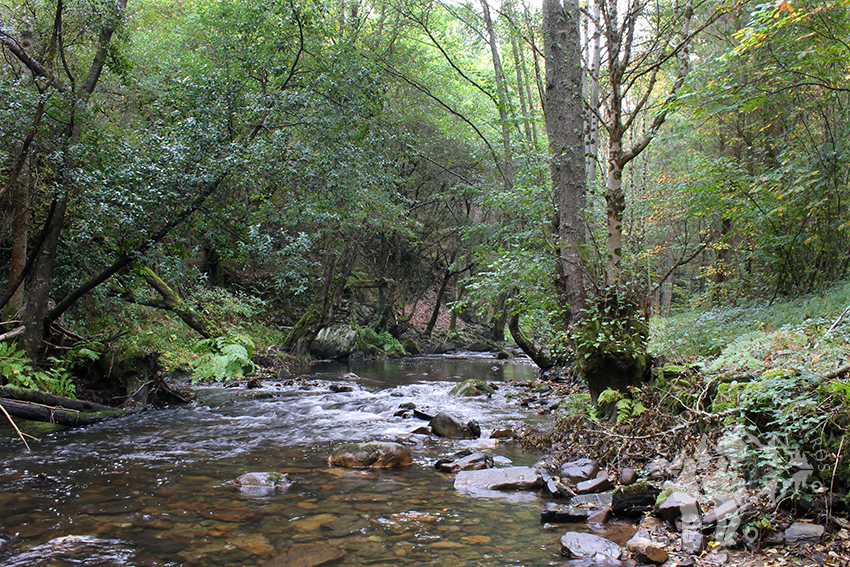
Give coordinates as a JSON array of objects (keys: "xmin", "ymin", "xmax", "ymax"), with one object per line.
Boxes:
[{"xmin": 0, "ymin": 355, "xmax": 630, "ymax": 567}]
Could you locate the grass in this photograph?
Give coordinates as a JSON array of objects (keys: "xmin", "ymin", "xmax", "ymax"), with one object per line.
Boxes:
[{"xmin": 650, "ymin": 280, "xmax": 850, "ymax": 377}]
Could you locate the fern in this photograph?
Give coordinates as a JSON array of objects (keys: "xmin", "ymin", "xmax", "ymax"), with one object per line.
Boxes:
[
  {"xmin": 0, "ymin": 343, "xmax": 77, "ymax": 397},
  {"xmin": 191, "ymin": 333, "xmax": 257, "ymax": 383}
]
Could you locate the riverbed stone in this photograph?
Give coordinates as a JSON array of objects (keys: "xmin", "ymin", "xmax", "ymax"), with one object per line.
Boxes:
[
  {"xmin": 587, "ymin": 508, "xmax": 613, "ymax": 523},
  {"xmin": 266, "ymin": 542, "xmax": 346, "ymax": 567},
  {"xmin": 576, "ymin": 475, "xmax": 612, "ymax": 494},
  {"xmin": 656, "ymin": 491, "xmax": 700, "ymax": 525},
  {"xmin": 645, "ymin": 458, "xmax": 672, "ymax": 481},
  {"xmin": 450, "ymin": 379, "xmax": 495, "ymax": 396},
  {"xmin": 454, "ymin": 466, "xmax": 542, "ymax": 491},
  {"xmin": 235, "ymin": 472, "xmax": 292, "ymax": 495},
  {"xmin": 569, "ymin": 492, "xmax": 614, "ymax": 508},
  {"xmin": 626, "ymin": 531, "xmax": 668, "ymax": 564},
  {"xmin": 540, "ymin": 502, "xmax": 598, "ymax": 523},
  {"xmin": 560, "ymin": 532, "xmax": 623, "ymax": 560},
  {"xmin": 430, "ymin": 412, "xmax": 478, "ymax": 438},
  {"xmin": 619, "ymin": 467, "xmax": 638, "ymax": 485},
  {"xmin": 327, "ymin": 441, "xmax": 412, "ymax": 468},
  {"xmin": 435, "ymin": 452, "xmax": 494, "ymax": 473},
  {"xmin": 612, "ymin": 482, "xmax": 662, "ymax": 517},
  {"xmin": 784, "ymin": 522, "xmax": 824, "ymax": 546},
  {"xmin": 559, "ymin": 458, "xmax": 599, "ymax": 484}
]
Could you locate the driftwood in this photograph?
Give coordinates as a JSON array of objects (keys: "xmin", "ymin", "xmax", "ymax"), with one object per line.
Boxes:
[{"xmin": 0, "ymin": 398, "xmax": 129, "ymax": 427}]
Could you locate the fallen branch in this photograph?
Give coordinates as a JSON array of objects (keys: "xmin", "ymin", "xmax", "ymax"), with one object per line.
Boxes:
[
  {"xmin": 0, "ymin": 400, "xmax": 31, "ymax": 451},
  {"xmin": 823, "ymin": 362, "xmax": 850, "ymax": 380},
  {"xmin": 0, "ymin": 398, "xmax": 130, "ymax": 427},
  {"xmin": 0, "ymin": 325, "xmax": 25, "ymax": 343}
]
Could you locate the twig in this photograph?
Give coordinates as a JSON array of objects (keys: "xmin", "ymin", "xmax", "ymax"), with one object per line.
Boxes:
[
  {"xmin": 0, "ymin": 325, "xmax": 25, "ymax": 343},
  {"xmin": 595, "ymin": 408, "xmax": 738, "ymax": 441},
  {"xmin": 814, "ymin": 303, "xmax": 850, "ymax": 350},
  {"xmin": 827, "ymin": 434, "xmax": 844, "ymax": 527},
  {"xmin": 822, "ymin": 362, "xmax": 850, "ymax": 380},
  {"xmin": 0, "ymin": 400, "xmax": 31, "ymax": 451}
]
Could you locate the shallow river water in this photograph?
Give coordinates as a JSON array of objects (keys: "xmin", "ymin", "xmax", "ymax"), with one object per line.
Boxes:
[{"xmin": 0, "ymin": 355, "xmax": 629, "ymax": 567}]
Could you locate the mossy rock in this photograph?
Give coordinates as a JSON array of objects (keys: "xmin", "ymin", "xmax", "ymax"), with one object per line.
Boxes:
[
  {"xmin": 450, "ymin": 379, "xmax": 496, "ymax": 397},
  {"xmin": 403, "ymin": 338, "xmax": 420, "ymax": 355}
]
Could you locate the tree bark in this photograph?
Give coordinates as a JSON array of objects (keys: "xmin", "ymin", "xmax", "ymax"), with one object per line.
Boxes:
[
  {"xmin": 543, "ymin": 0, "xmax": 587, "ymax": 324},
  {"xmin": 508, "ymin": 312, "xmax": 552, "ymax": 370},
  {"xmin": 0, "ymin": 398, "xmax": 128, "ymax": 427}
]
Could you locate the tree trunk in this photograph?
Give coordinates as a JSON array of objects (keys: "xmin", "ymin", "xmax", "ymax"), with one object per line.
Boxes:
[
  {"xmin": 481, "ymin": 0, "xmax": 514, "ymax": 187},
  {"xmin": 425, "ymin": 268, "xmax": 453, "ymax": 338},
  {"xmin": 508, "ymin": 312, "xmax": 552, "ymax": 370},
  {"xmin": 0, "ymin": 398, "xmax": 129, "ymax": 427},
  {"xmin": 4, "ymin": 163, "xmax": 28, "ymax": 320},
  {"xmin": 543, "ymin": 0, "xmax": 587, "ymax": 324}
]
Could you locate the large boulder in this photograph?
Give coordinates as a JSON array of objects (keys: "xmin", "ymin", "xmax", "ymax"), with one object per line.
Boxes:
[
  {"xmin": 429, "ymin": 412, "xmax": 479, "ymax": 438},
  {"xmin": 310, "ymin": 325, "xmax": 357, "ymax": 359},
  {"xmin": 327, "ymin": 442, "xmax": 412, "ymax": 469},
  {"xmin": 560, "ymin": 532, "xmax": 623, "ymax": 560}
]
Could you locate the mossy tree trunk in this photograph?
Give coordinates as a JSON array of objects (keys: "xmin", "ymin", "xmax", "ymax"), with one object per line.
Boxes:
[
  {"xmin": 284, "ymin": 240, "xmax": 361, "ymax": 355},
  {"xmin": 574, "ymin": 291, "xmax": 650, "ymax": 405}
]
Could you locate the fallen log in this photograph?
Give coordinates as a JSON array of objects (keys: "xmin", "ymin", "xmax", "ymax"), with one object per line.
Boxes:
[
  {"xmin": 0, "ymin": 386, "xmax": 114, "ymax": 413},
  {"xmin": 0, "ymin": 398, "xmax": 129, "ymax": 427}
]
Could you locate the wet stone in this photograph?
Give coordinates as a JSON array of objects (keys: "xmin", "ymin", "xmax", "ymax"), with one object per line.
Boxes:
[
  {"xmin": 612, "ymin": 483, "xmax": 662, "ymax": 517},
  {"xmin": 235, "ymin": 472, "xmax": 292, "ymax": 495},
  {"xmin": 569, "ymin": 492, "xmax": 614, "ymax": 508},
  {"xmin": 435, "ymin": 452, "xmax": 494, "ymax": 473},
  {"xmin": 626, "ymin": 531, "xmax": 668, "ymax": 564},
  {"xmin": 454, "ymin": 466, "xmax": 542, "ymax": 491},
  {"xmin": 430, "ymin": 412, "xmax": 478, "ymax": 438},
  {"xmin": 327, "ymin": 441, "xmax": 412, "ymax": 469},
  {"xmin": 656, "ymin": 491, "xmax": 700, "ymax": 524},
  {"xmin": 266, "ymin": 542, "xmax": 346, "ymax": 567},
  {"xmin": 560, "ymin": 458, "xmax": 599, "ymax": 484},
  {"xmin": 540, "ymin": 503, "xmax": 594, "ymax": 523},
  {"xmin": 560, "ymin": 531, "xmax": 623, "ymax": 560}
]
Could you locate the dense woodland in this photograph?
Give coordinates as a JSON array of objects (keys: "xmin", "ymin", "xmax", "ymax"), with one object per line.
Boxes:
[{"xmin": 1, "ymin": 0, "xmax": 850, "ymax": 385}]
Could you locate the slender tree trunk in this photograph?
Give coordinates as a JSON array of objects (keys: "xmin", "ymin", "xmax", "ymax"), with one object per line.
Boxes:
[
  {"xmin": 425, "ymin": 268, "xmax": 453, "ymax": 338},
  {"xmin": 4, "ymin": 165, "xmax": 28, "ymax": 320},
  {"xmin": 480, "ymin": 0, "xmax": 514, "ymax": 187},
  {"xmin": 543, "ymin": 0, "xmax": 587, "ymax": 324}
]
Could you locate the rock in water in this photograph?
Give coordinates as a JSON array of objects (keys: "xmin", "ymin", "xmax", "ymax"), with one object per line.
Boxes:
[
  {"xmin": 328, "ymin": 442, "xmax": 412, "ymax": 469},
  {"xmin": 310, "ymin": 325, "xmax": 357, "ymax": 359},
  {"xmin": 560, "ymin": 532, "xmax": 623, "ymax": 560},
  {"xmin": 234, "ymin": 472, "xmax": 291, "ymax": 495},
  {"xmin": 434, "ymin": 452, "xmax": 494, "ymax": 473},
  {"xmin": 429, "ymin": 412, "xmax": 478, "ymax": 438},
  {"xmin": 454, "ymin": 466, "xmax": 542, "ymax": 491},
  {"xmin": 266, "ymin": 542, "xmax": 345, "ymax": 567},
  {"xmin": 449, "ymin": 379, "xmax": 495, "ymax": 396}
]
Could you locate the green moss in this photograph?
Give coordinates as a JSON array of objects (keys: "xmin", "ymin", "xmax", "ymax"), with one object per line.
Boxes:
[{"xmin": 450, "ymin": 379, "xmax": 495, "ymax": 396}]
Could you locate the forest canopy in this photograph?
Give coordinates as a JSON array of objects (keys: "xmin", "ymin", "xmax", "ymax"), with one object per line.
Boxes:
[{"xmin": 0, "ymin": 0, "xmax": 849, "ymax": 391}]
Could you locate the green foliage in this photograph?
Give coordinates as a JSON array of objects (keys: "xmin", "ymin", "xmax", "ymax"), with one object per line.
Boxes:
[
  {"xmin": 597, "ymin": 388, "xmax": 648, "ymax": 425},
  {"xmin": 557, "ymin": 393, "xmax": 598, "ymax": 422},
  {"xmin": 0, "ymin": 343, "xmax": 77, "ymax": 398},
  {"xmin": 191, "ymin": 333, "xmax": 257, "ymax": 383},
  {"xmin": 355, "ymin": 327, "xmax": 405, "ymax": 357}
]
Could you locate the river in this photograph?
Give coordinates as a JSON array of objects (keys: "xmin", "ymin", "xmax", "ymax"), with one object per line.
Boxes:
[{"xmin": 0, "ymin": 355, "xmax": 622, "ymax": 567}]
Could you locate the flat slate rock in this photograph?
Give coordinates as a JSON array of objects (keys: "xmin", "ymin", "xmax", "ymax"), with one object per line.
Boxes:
[
  {"xmin": 265, "ymin": 542, "xmax": 345, "ymax": 567},
  {"xmin": 541, "ymin": 503, "xmax": 595, "ymax": 523},
  {"xmin": 454, "ymin": 466, "xmax": 541, "ymax": 491},
  {"xmin": 559, "ymin": 458, "xmax": 599, "ymax": 484},
  {"xmin": 784, "ymin": 522, "xmax": 824, "ymax": 546},
  {"xmin": 569, "ymin": 492, "xmax": 614, "ymax": 508},
  {"xmin": 560, "ymin": 532, "xmax": 623, "ymax": 560}
]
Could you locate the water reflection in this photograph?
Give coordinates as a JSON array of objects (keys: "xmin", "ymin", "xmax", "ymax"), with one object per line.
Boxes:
[{"xmin": 0, "ymin": 355, "xmax": 609, "ymax": 567}]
